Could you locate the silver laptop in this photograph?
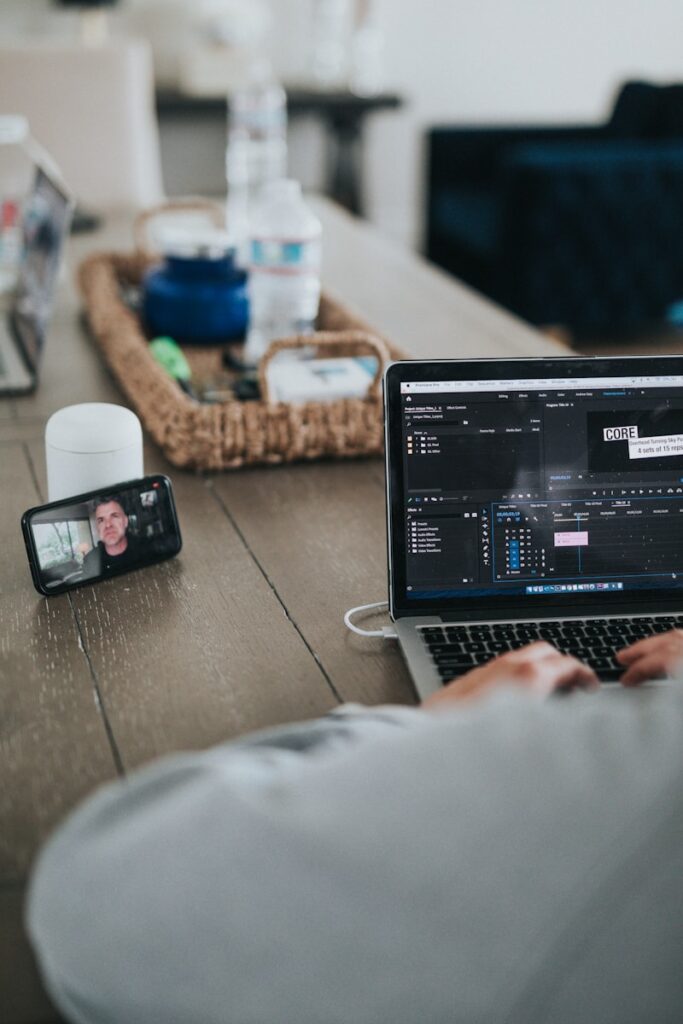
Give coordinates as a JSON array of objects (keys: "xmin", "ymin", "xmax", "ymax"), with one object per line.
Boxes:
[
  {"xmin": 384, "ymin": 356, "xmax": 683, "ymax": 699},
  {"xmin": 0, "ymin": 165, "xmax": 73, "ymax": 395}
]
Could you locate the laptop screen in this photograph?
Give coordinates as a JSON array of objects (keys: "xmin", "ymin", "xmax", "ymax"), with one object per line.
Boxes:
[
  {"xmin": 12, "ymin": 167, "xmax": 73, "ymax": 374},
  {"xmin": 385, "ymin": 358, "xmax": 683, "ymax": 618}
]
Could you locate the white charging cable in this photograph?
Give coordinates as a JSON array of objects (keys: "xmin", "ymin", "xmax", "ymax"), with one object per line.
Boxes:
[{"xmin": 343, "ymin": 601, "xmax": 398, "ymax": 639}]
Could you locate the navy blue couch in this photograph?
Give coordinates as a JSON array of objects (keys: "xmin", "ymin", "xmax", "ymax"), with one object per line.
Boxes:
[{"xmin": 426, "ymin": 82, "xmax": 683, "ymax": 336}]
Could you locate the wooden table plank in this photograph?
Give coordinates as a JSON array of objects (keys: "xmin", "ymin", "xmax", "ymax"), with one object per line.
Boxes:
[
  {"xmin": 0, "ymin": 443, "xmax": 103, "ymax": 1024},
  {"xmin": 0, "ymin": 888, "xmax": 63, "ymax": 1024},
  {"xmin": 315, "ymin": 201, "xmax": 566, "ymax": 360},
  {"xmin": 0, "ymin": 420, "xmax": 48, "ymax": 445},
  {"xmin": 0, "ymin": 443, "xmax": 117, "ymax": 883},
  {"xmin": 26, "ymin": 442, "xmax": 338, "ymax": 772},
  {"xmin": 213, "ymin": 460, "xmax": 416, "ymax": 707}
]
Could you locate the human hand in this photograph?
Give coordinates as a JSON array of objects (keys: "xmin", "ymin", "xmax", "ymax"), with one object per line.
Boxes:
[
  {"xmin": 421, "ymin": 641, "xmax": 599, "ymax": 712},
  {"xmin": 616, "ymin": 629, "xmax": 683, "ymax": 686}
]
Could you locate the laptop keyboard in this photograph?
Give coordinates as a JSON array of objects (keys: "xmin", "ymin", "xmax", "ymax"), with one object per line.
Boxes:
[{"xmin": 419, "ymin": 616, "xmax": 683, "ymax": 684}]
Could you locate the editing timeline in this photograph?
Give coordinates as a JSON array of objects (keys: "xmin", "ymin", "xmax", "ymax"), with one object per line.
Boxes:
[
  {"xmin": 502, "ymin": 515, "xmax": 542, "ymax": 576},
  {"xmin": 401, "ymin": 376, "xmax": 683, "ymax": 599}
]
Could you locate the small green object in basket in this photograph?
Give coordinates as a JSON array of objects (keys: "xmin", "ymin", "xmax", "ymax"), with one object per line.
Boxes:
[
  {"xmin": 149, "ymin": 337, "xmax": 192, "ymax": 381},
  {"xmin": 149, "ymin": 336, "xmax": 198, "ymax": 399}
]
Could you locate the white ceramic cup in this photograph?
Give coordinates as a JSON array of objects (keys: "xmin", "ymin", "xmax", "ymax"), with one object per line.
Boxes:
[{"xmin": 45, "ymin": 403, "xmax": 143, "ymax": 502}]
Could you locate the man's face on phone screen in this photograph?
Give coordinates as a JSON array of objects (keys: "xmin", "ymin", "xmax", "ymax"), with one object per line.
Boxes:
[{"xmin": 95, "ymin": 501, "xmax": 128, "ymax": 552}]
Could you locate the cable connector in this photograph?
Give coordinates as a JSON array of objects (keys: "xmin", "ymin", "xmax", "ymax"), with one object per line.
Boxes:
[{"xmin": 344, "ymin": 601, "xmax": 397, "ymax": 639}]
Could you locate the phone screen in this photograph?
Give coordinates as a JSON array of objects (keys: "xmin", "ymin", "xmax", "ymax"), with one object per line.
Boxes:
[{"xmin": 22, "ymin": 475, "xmax": 182, "ymax": 596}]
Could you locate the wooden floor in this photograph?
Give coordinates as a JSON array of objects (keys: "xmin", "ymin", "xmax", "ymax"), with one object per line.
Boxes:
[{"xmin": 0, "ymin": 199, "xmax": 563, "ymax": 1023}]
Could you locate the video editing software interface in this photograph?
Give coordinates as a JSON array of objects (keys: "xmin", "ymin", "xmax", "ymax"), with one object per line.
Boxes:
[{"xmin": 401, "ymin": 373, "xmax": 683, "ymax": 601}]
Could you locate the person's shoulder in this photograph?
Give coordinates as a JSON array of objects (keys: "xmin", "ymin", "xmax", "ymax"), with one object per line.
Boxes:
[
  {"xmin": 82, "ymin": 543, "xmax": 103, "ymax": 576},
  {"xmin": 126, "ymin": 534, "xmax": 144, "ymax": 557},
  {"xmin": 83, "ymin": 541, "xmax": 103, "ymax": 561}
]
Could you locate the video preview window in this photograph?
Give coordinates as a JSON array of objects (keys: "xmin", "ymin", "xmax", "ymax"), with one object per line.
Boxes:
[
  {"xmin": 587, "ymin": 409, "xmax": 683, "ymax": 474},
  {"xmin": 30, "ymin": 481, "xmax": 178, "ymax": 591}
]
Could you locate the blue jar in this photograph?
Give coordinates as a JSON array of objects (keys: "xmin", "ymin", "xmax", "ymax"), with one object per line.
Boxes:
[{"xmin": 142, "ymin": 229, "xmax": 249, "ymax": 345}]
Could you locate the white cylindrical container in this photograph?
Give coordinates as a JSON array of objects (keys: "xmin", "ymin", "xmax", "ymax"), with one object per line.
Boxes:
[
  {"xmin": 45, "ymin": 403, "xmax": 143, "ymax": 502},
  {"xmin": 243, "ymin": 179, "xmax": 322, "ymax": 366}
]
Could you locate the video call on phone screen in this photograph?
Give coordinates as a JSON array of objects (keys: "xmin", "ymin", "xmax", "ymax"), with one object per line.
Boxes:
[{"xmin": 28, "ymin": 479, "xmax": 179, "ymax": 592}]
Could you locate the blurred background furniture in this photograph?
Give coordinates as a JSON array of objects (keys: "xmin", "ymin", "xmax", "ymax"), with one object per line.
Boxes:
[
  {"xmin": 0, "ymin": 40, "xmax": 164, "ymax": 210},
  {"xmin": 156, "ymin": 86, "xmax": 402, "ymax": 214},
  {"xmin": 426, "ymin": 81, "xmax": 683, "ymax": 338}
]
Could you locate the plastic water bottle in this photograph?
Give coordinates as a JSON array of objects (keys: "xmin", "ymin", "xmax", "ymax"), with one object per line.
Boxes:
[
  {"xmin": 310, "ymin": 0, "xmax": 352, "ymax": 87},
  {"xmin": 226, "ymin": 57, "xmax": 287, "ymax": 260},
  {"xmin": 349, "ymin": 0, "xmax": 385, "ymax": 96},
  {"xmin": 0, "ymin": 115, "xmax": 32, "ymax": 296},
  {"xmin": 243, "ymin": 179, "xmax": 322, "ymax": 366}
]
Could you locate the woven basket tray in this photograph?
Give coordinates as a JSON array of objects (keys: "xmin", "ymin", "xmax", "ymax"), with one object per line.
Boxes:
[{"xmin": 78, "ymin": 249, "xmax": 402, "ymax": 471}]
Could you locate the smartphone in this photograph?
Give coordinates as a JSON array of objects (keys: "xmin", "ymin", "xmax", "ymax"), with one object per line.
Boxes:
[{"xmin": 21, "ymin": 475, "xmax": 182, "ymax": 596}]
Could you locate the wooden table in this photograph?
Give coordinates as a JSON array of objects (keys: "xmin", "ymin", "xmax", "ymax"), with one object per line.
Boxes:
[{"xmin": 0, "ymin": 199, "xmax": 562, "ymax": 1023}]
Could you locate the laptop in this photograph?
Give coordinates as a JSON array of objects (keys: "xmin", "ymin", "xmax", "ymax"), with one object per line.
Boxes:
[
  {"xmin": 384, "ymin": 355, "xmax": 683, "ymax": 699},
  {"xmin": 0, "ymin": 165, "xmax": 73, "ymax": 395}
]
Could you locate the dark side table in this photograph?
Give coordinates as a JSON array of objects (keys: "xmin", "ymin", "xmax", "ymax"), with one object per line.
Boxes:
[{"xmin": 156, "ymin": 85, "xmax": 404, "ymax": 217}]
